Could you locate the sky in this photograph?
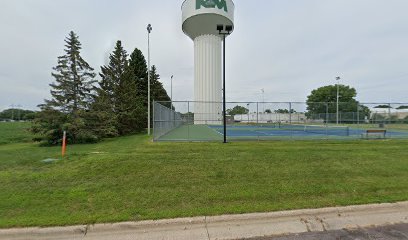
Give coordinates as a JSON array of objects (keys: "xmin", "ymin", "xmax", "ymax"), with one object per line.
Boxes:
[{"xmin": 1, "ymin": 0, "xmax": 408, "ymax": 111}]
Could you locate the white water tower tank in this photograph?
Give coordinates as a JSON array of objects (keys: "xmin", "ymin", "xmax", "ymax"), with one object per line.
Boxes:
[{"xmin": 182, "ymin": 0, "xmax": 235, "ymax": 125}]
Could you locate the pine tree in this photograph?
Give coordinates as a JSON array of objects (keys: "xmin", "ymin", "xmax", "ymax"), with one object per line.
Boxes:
[
  {"xmin": 129, "ymin": 48, "xmax": 148, "ymax": 90},
  {"xmin": 150, "ymin": 65, "xmax": 171, "ymax": 109},
  {"xmin": 95, "ymin": 41, "xmax": 145, "ymax": 136},
  {"xmin": 99, "ymin": 40, "xmax": 128, "ymax": 113},
  {"xmin": 45, "ymin": 31, "xmax": 96, "ymax": 115},
  {"xmin": 128, "ymin": 49, "xmax": 173, "ymax": 128},
  {"xmin": 128, "ymin": 48, "xmax": 149, "ymax": 128},
  {"xmin": 116, "ymin": 68, "xmax": 145, "ymax": 134},
  {"xmin": 88, "ymin": 88, "xmax": 118, "ymax": 138},
  {"xmin": 34, "ymin": 31, "xmax": 97, "ymax": 144}
]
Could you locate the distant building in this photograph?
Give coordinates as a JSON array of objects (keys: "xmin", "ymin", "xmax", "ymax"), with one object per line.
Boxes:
[
  {"xmin": 370, "ymin": 110, "xmax": 408, "ymax": 120},
  {"xmin": 234, "ymin": 113, "xmax": 307, "ymax": 124}
]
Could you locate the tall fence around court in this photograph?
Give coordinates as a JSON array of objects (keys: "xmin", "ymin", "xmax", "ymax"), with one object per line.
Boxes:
[
  {"xmin": 153, "ymin": 101, "xmax": 183, "ymax": 140},
  {"xmin": 153, "ymin": 101, "xmax": 408, "ymax": 142}
]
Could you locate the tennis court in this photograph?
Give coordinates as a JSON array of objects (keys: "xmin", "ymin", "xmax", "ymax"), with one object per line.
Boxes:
[
  {"xmin": 155, "ymin": 123, "xmax": 408, "ymax": 141},
  {"xmin": 153, "ymin": 101, "xmax": 408, "ymax": 142}
]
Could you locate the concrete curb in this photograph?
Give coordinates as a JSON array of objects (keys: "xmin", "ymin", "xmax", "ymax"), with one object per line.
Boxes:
[{"xmin": 1, "ymin": 201, "xmax": 408, "ymax": 240}]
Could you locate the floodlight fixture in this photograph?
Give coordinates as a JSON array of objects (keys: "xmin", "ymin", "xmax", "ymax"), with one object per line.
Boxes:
[{"xmin": 225, "ymin": 25, "xmax": 233, "ymax": 33}]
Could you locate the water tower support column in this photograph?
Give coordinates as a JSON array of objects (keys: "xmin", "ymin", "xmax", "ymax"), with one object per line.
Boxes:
[
  {"xmin": 194, "ymin": 35, "xmax": 222, "ymax": 125},
  {"xmin": 182, "ymin": 0, "xmax": 235, "ymax": 126}
]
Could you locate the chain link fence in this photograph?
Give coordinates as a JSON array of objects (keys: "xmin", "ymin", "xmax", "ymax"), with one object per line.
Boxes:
[
  {"xmin": 153, "ymin": 101, "xmax": 408, "ymax": 141},
  {"xmin": 153, "ymin": 102, "xmax": 183, "ymax": 140}
]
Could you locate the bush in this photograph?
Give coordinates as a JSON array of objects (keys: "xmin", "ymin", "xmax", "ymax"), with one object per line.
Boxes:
[{"xmin": 32, "ymin": 108, "xmax": 100, "ymax": 146}]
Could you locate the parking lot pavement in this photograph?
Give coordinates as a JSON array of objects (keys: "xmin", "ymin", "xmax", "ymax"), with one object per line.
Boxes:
[{"xmin": 245, "ymin": 223, "xmax": 408, "ymax": 240}]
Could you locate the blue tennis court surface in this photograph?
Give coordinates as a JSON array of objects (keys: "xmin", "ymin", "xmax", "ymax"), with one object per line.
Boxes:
[{"xmin": 208, "ymin": 124, "xmax": 408, "ymax": 138}]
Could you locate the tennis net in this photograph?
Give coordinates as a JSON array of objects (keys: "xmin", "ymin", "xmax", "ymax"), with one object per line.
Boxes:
[{"xmin": 278, "ymin": 123, "xmax": 350, "ymax": 136}]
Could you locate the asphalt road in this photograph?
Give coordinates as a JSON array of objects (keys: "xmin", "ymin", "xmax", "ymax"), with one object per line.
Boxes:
[{"xmin": 245, "ymin": 223, "xmax": 408, "ymax": 240}]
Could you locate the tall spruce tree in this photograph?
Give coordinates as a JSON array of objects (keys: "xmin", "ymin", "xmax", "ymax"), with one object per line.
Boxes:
[
  {"xmin": 99, "ymin": 40, "xmax": 128, "ymax": 112},
  {"xmin": 45, "ymin": 31, "xmax": 96, "ymax": 115},
  {"xmin": 129, "ymin": 48, "xmax": 148, "ymax": 95},
  {"xmin": 128, "ymin": 49, "xmax": 173, "ymax": 127},
  {"xmin": 34, "ymin": 31, "xmax": 97, "ymax": 144},
  {"xmin": 88, "ymin": 88, "xmax": 118, "ymax": 138},
  {"xmin": 116, "ymin": 68, "xmax": 145, "ymax": 134},
  {"xmin": 150, "ymin": 65, "xmax": 171, "ymax": 108},
  {"xmin": 128, "ymin": 48, "xmax": 149, "ymax": 127},
  {"xmin": 95, "ymin": 41, "xmax": 144, "ymax": 135}
]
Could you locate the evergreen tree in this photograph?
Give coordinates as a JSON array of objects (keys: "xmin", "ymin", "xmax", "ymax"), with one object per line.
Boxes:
[
  {"xmin": 128, "ymin": 48, "xmax": 149, "ymax": 128},
  {"xmin": 95, "ymin": 41, "xmax": 144, "ymax": 136},
  {"xmin": 88, "ymin": 88, "xmax": 118, "ymax": 138},
  {"xmin": 116, "ymin": 68, "xmax": 145, "ymax": 135},
  {"xmin": 129, "ymin": 49, "xmax": 173, "ymax": 127},
  {"xmin": 34, "ymin": 31, "xmax": 97, "ymax": 144},
  {"xmin": 129, "ymin": 48, "xmax": 148, "ymax": 96},
  {"xmin": 45, "ymin": 31, "xmax": 96, "ymax": 115},
  {"xmin": 150, "ymin": 65, "xmax": 171, "ymax": 108},
  {"xmin": 31, "ymin": 106, "xmax": 68, "ymax": 145},
  {"xmin": 99, "ymin": 40, "xmax": 128, "ymax": 113}
]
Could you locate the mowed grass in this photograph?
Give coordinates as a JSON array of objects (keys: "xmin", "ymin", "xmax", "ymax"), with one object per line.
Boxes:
[
  {"xmin": 0, "ymin": 122, "xmax": 33, "ymax": 145},
  {"xmin": 1, "ymin": 123, "xmax": 408, "ymax": 228}
]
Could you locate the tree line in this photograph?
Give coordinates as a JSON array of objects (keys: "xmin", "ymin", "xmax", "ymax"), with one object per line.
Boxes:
[
  {"xmin": 32, "ymin": 31, "xmax": 171, "ymax": 145},
  {"xmin": 226, "ymin": 85, "xmax": 371, "ymax": 123},
  {"xmin": 0, "ymin": 109, "xmax": 36, "ymax": 121}
]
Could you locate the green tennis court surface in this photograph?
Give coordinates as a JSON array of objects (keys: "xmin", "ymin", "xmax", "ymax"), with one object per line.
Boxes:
[{"xmin": 157, "ymin": 125, "xmax": 222, "ymax": 141}]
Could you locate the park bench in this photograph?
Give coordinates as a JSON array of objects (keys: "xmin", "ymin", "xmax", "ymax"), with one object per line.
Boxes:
[{"xmin": 363, "ymin": 129, "xmax": 387, "ymax": 139}]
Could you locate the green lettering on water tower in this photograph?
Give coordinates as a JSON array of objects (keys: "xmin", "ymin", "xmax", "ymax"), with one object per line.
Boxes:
[{"xmin": 196, "ymin": 0, "xmax": 228, "ymax": 12}]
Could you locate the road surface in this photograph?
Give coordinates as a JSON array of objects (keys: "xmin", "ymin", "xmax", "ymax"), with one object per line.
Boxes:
[{"xmin": 245, "ymin": 223, "xmax": 408, "ymax": 240}]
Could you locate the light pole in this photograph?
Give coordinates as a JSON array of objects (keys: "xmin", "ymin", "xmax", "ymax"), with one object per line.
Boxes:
[
  {"xmin": 10, "ymin": 104, "xmax": 15, "ymax": 121},
  {"xmin": 147, "ymin": 24, "xmax": 152, "ymax": 135},
  {"xmin": 261, "ymin": 88, "xmax": 265, "ymax": 113},
  {"xmin": 336, "ymin": 76, "xmax": 341, "ymax": 125},
  {"xmin": 16, "ymin": 104, "xmax": 22, "ymax": 121},
  {"xmin": 247, "ymin": 103, "xmax": 250, "ymax": 123},
  {"xmin": 217, "ymin": 24, "xmax": 233, "ymax": 144},
  {"xmin": 170, "ymin": 75, "xmax": 173, "ymax": 110}
]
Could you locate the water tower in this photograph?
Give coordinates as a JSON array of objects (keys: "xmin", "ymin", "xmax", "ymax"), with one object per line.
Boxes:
[{"xmin": 182, "ymin": 0, "xmax": 235, "ymax": 124}]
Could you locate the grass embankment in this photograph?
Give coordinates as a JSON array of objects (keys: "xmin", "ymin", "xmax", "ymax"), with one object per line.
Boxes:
[
  {"xmin": 0, "ymin": 122, "xmax": 32, "ymax": 145},
  {"xmin": 1, "ymin": 122, "xmax": 408, "ymax": 228}
]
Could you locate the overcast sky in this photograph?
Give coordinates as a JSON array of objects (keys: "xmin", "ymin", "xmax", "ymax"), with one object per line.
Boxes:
[{"xmin": 1, "ymin": 0, "xmax": 407, "ymax": 111}]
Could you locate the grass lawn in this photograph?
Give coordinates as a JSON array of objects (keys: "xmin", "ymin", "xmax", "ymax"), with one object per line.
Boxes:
[
  {"xmin": 1, "ymin": 122, "xmax": 408, "ymax": 228},
  {"xmin": 0, "ymin": 122, "xmax": 33, "ymax": 145}
]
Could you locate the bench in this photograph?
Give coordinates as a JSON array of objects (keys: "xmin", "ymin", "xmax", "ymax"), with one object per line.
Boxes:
[{"xmin": 363, "ymin": 129, "xmax": 387, "ymax": 139}]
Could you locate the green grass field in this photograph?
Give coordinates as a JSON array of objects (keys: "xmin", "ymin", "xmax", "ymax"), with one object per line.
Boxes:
[
  {"xmin": 1, "ymin": 122, "xmax": 408, "ymax": 228},
  {"xmin": 0, "ymin": 122, "xmax": 33, "ymax": 145}
]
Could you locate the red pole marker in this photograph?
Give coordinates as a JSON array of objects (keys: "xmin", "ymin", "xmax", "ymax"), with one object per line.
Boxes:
[{"xmin": 62, "ymin": 131, "xmax": 67, "ymax": 157}]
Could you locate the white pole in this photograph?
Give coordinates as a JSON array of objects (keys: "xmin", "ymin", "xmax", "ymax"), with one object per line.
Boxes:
[{"xmin": 147, "ymin": 24, "xmax": 152, "ymax": 135}]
